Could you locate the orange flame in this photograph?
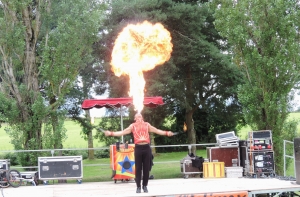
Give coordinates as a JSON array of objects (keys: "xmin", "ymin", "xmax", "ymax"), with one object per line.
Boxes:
[
  {"xmin": 183, "ymin": 122, "xmax": 187, "ymax": 132},
  {"xmin": 111, "ymin": 21, "xmax": 173, "ymax": 113}
]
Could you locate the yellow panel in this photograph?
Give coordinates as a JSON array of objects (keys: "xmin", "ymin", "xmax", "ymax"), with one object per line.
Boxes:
[{"xmin": 203, "ymin": 162, "xmax": 225, "ymax": 178}]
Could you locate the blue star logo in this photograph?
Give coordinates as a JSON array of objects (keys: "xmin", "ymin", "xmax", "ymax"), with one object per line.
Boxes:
[{"xmin": 118, "ymin": 156, "xmax": 135, "ymax": 173}]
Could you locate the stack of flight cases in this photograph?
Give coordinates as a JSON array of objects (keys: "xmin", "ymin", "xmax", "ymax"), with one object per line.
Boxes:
[
  {"xmin": 245, "ymin": 130, "xmax": 275, "ymax": 177},
  {"xmin": 215, "ymin": 131, "xmax": 239, "ymax": 148},
  {"xmin": 207, "ymin": 131, "xmax": 240, "ymax": 167},
  {"xmin": 207, "ymin": 131, "xmax": 243, "ymax": 178}
]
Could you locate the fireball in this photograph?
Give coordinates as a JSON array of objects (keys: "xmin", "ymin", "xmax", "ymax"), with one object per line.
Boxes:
[{"xmin": 111, "ymin": 21, "xmax": 173, "ymax": 113}]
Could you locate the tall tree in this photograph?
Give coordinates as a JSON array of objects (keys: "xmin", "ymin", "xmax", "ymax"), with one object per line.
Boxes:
[
  {"xmin": 0, "ymin": 0, "xmax": 106, "ymax": 166},
  {"xmin": 213, "ymin": 0, "xmax": 300, "ymax": 174},
  {"xmin": 161, "ymin": 0, "xmax": 243, "ymax": 153},
  {"xmin": 97, "ymin": 0, "xmax": 243, "ymax": 154},
  {"xmin": 66, "ymin": 61, "xmax": 107, "ymax": 159}
]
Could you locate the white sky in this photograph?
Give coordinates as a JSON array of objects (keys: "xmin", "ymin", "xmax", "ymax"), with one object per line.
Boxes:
[
  {"xmin": 291, "ymin": 90, "xmax": 300, "ymax": 111},
  {"xmin": 89, "ymin": 94, "xmax": 107, "ymax": 117}
]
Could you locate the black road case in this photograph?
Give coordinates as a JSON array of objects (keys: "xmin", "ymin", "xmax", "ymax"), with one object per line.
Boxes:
[
  {"xmin": 38, "ymin": 156, "xmax": 83, "ymax": 182},
  {"xmin": 248, "ymin": 151, "xmax": 275, "ymax": 175}
]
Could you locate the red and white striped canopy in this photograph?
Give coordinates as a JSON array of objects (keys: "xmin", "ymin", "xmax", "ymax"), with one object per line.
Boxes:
[{"xmin": 81, "ymin": 96, "xmax": 164, "ymax": 110}]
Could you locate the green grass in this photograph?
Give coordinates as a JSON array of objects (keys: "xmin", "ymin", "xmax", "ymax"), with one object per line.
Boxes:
[
  {"xmin": 81, "ymin": 150, "xmax": 207, "ymax": 183},
  {"xmin": 0, "ymin": 124, "xmax": 14, "ymax": 150},
  {"xmin": 63, "ymin": 120, "xmax": 104, "ymax": 148},
  {"xmin": 0, "ymin": 121, "xmax": 104, "ymax": 150},
  {"xmin": 82, "ymin": 158, "xmax": 112, "ymax": 182},
  {"xmin": 237, "ymin": 125, "xmax": 252, "ymax": 140}
]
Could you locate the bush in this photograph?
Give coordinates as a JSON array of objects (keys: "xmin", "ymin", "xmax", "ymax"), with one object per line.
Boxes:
[
  {"xmin": 2, "ymin": 152, "xmax": 19, "ymax": 166},
  {"xmin": 62, "ymin": 150, "xmax": 88, "ymax": 160},
  {"xmin": 94, "ymin": 149, "xmax": 109, "ymax": 159}
]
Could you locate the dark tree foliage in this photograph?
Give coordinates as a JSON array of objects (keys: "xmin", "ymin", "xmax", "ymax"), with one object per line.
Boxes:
[
  {"xmin": 213, "ymin": 0, "xmax": 300, "ymax": 174},
  {"xmin": 0, "ymin": 0, "xmax": 105, "ymax": 166},
  {"xmin": 96, "ymin": 0, "xmax": 244, "ymax": 152}
]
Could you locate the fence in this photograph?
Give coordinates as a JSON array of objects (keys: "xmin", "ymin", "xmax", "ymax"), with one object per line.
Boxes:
[
  {"xmin": 0, "ymin": 141, "xmax": 295, "ymax": 178},
  {"xmin": 283, "ymin": 140, "xmax": 296, "ymax": 177},
  {"xmin": 0, "ymin": 143, "xmax": 216, "ymax": 170}
]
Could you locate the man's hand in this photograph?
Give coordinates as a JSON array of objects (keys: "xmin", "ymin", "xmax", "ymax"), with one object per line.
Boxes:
[
  {"xmin": 104, "ymin": 131, "xmax": 111, "ymax": 136},
  {"xmin": 167, "ymin": 131, "xmax": 174, "ymax": 137}
]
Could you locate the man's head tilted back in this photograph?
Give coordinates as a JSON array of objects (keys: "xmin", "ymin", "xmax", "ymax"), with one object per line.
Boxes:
[{"xmin": 134, "ymin": 113, "xmax": 143, "ymax": 122}]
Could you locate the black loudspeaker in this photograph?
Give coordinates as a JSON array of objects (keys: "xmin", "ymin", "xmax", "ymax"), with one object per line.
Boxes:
[
  {"xmin": 294, "ymin": 138, "xmax": 300, "ymax": 184},
  {"xmin": 116, "ymin": 141, "xmax": 120, "ymax": 152},
  {"xmin": 239, "ymin": 140, "xmax": 247, "ymax": 147},
  {"xmin": 239, "ymin": 141, "xmax": 247, "ymax": 170},
  {"xmin": 239, "ymin": 146, "xmax": 247, "ymax": 169}
]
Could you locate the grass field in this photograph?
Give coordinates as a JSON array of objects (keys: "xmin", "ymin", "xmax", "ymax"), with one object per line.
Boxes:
[
  {"xmin": 237, "ymin": 112, "xmax": 300, "ymax": 139},
  {"xmin": 0, "ymin": 114, "xmax": 299, "ymax": 182},
  {"xmin": 0, "ymin": 120, "xmax": 104, "ymax": 150},
  {"xmin": 63, "ymin": 120, "xmax": 104, "ymax": 148}
]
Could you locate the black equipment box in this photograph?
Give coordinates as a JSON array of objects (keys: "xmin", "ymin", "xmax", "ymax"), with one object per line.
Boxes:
[
  {"xmin": 180, "ymin": 154, "xmax": 203, "ymax": 179},
  {"xmin": 38, "ymin": 156, "xmax": 83, "ymax": 180},
  {"xmin": 206, "ymin": 147, "xmax": 239, "ymax": 167},
  {"xmin": 246, "ymin": 131, "xmax": 274, "ymax": 177},
  {"xmin": 0, "ymin": 159, "xmax": 10, "ymax": 170},
  {"xmin": 248, "ymin": 130, "xmax": 272, "ymax": 139},
  {"xmin": 249, "ymin": 139, "xmax": 273, "ymax": 150},
  {"xmin": 248, "ymin": 151, "xmax": 275, "ymax": 174},
  {"xmin": 248, "ymin": 130, "xmax": 273, "ymax": 151}
]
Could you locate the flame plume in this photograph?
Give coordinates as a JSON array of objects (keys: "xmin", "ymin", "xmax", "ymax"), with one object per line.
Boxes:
[{"xmin": 111, "ymin": 21, "xmax": 173, "ymax": 113}]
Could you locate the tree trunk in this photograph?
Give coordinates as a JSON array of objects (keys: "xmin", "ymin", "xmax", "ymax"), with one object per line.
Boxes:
[
  {"xmin": 88, "ymin": 129, "xmax": 95, "ymax": 160},
  {"xmin": 185, "ymin": 64, "xmax": 197, "ymax": 154},
  {"xmin": 185, "ymin": 110, "xmax": 196, "ymax": 154},
  {"xmin": 49, "ymin": 96, "xmax": 64, "ymax": 156},
  {"xmin": 150, "ymin": 133, "xmax": 156, "ymax": 154},
  {"xmin": 86, "ymin": 110, "xmax": 95, "ymax": 160}
]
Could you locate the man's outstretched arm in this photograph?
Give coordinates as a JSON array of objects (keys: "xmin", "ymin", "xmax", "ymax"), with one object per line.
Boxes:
[
  {"xmin": 104, "ymin": 125, "xmax": 133, "ymax": 137},
  {"xmin": 148, "ymin": 124, "xmax": 173, "ymax": 137}
]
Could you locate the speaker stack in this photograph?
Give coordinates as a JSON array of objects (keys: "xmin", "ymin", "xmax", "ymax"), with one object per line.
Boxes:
[{"xmin": 240, "ymin": 130, "xmax": 275, "ymax": 177}]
